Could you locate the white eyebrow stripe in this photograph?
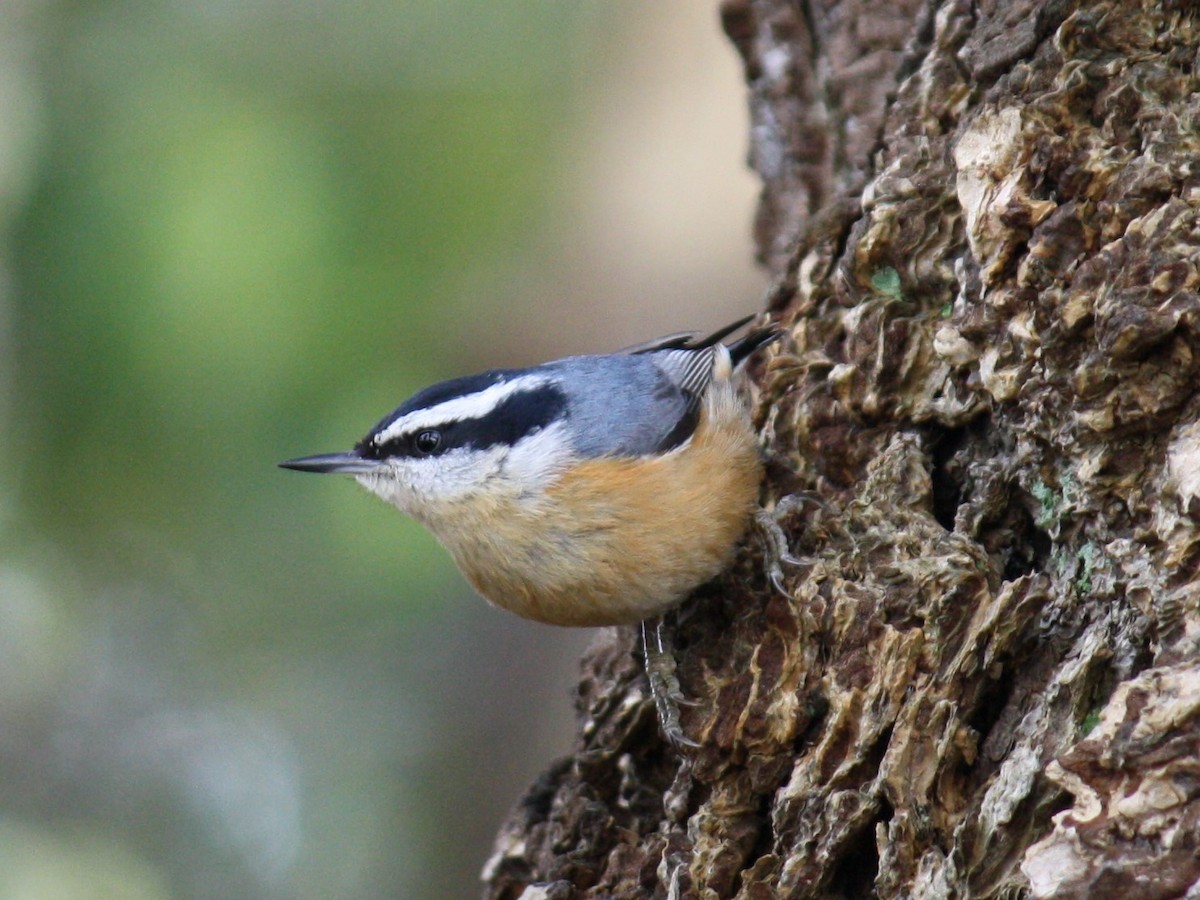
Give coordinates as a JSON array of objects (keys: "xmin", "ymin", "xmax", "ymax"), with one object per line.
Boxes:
[{"xmin": 375, "ymin": 375, "xmax": 550, "ymax": 443}]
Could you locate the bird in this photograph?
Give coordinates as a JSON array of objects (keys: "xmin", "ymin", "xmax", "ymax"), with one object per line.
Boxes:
[{"xmin": 281, "ymin": 315, "xmax": 779, "ymax": 744}]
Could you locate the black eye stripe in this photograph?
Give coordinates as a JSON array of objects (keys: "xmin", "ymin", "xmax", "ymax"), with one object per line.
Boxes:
[
  {"xmin": 359, "ymin": 384, "xmax": 566, "ymax": 460},
  {"xmin": 461, "ymin": 385, "xmax": 565, "ymax": 450}
]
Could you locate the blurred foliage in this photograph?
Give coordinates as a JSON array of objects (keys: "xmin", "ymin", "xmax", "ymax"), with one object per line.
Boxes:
[
  {"xmin": 4, "ymin": 2, "xmax": 606, "ymax": 898},
  {"xmin": 14, "ymin": 1, "xmax": 586, "ymax": 626}
]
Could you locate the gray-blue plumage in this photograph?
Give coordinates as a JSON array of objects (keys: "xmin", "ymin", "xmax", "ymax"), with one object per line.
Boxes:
[
  {"xmin": 539, "ymin": 351, "xmax": 709, "ymax": 458},
  {"xmin": 356, "ymin": 318, "xmax": 775, "ymax": 463},
  {"xmin": 544, "ymin": 355, "xmax": 700, "ymax": 460},
  {"xmin": 545, "ymin": 319, "xmax": 775, "ymax": 459}
]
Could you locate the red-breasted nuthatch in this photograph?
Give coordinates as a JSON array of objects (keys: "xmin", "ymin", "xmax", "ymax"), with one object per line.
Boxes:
[{"xmin": 281, "ymin": 316, "xmax": 779, "ymax": 743}]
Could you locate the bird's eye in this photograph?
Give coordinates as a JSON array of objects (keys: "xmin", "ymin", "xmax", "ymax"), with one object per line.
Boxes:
[{"xmin": 413, "ymin": 429, "xmax": 442, "ymax": 455}]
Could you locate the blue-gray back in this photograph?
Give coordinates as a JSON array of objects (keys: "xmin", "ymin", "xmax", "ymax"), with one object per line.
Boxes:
[{"xmin": 541, "ymin": 348, "xmax": 714, "ymax": 458}]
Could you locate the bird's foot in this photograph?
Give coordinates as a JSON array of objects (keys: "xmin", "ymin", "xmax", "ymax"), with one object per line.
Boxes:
[
  {"xmin": 755, "ymin": 491, "xmax": 826, "ymax": 595},
  {"xmin": 640, "ymin": 618, "xmax": 701, "ymax": 749}
]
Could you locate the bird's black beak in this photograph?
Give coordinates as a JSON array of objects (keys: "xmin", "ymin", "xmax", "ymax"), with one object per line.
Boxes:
[{"xmin": 279, "ymin": 452, "xmax": 383, "ymax": 475}]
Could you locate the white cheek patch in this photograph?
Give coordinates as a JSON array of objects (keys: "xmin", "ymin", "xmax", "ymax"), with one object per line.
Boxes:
[
  {"xmin": 355, "ymin": 446, "xmax": 508, "ymax": 515},
  {"xmin": 502, "ymin": 421, "xmax": 571, "ymax": 488},
  {"xmin": 374, "ymin": 376, "xmax": 548, "ymax": 445},
  {"xmin": 353, "ymin": 424, "xmax": 570, "ymax": 520}
]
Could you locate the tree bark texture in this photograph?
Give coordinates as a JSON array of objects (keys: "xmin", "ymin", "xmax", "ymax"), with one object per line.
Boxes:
[{"xmin": 484, "ymin": 1, "xmax": 1200, "ymax": 897}]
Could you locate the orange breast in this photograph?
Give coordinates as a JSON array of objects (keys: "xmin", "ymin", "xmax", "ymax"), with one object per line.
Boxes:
[{"xmin": 438, "ymin": 385, "xmax": 763, "ymax": 626}]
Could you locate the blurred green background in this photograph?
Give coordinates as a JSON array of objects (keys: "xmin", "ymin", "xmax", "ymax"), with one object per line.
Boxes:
[{"xmin": 0, "ymin": 2, "xmax": 763, "ymax": 897}]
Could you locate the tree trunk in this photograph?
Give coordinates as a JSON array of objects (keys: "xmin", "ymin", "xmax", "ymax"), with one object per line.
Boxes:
[{"xmin": 483, "ymin": 1, "xmax": 1200, "ymax": 897}]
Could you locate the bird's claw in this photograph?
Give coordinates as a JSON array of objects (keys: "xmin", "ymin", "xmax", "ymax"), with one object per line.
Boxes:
[
  {"xmin": 755, "ymin": 492, "xmax": 822, "ymax": 595},
  {"xmin": 641, "ymin": 618, "xmax": 702, "ymax": 748}
]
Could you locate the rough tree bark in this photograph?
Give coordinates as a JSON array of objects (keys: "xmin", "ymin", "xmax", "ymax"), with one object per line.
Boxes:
[{"xmin": 484, "ymin": 1, "xmax": 1200, "ymax": 897}]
